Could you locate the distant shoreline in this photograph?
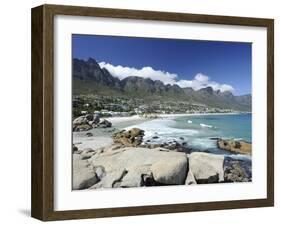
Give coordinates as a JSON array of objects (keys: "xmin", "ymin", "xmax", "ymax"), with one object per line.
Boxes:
[
  {"xmin": 103, "ymin": 112, "xmax": 251, "ymax": 122},
  {"xmin": 157, "ymin": 112, "xmax": 249, "ymax": 118}
]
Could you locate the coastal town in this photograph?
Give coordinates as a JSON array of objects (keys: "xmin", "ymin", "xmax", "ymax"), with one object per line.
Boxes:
[{"xmin": 73, "ymin": 94, "xmax": 238, "ymax": 119}]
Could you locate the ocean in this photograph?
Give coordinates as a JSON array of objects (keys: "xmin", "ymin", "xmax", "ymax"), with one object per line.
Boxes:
[{"xmin": 125, "ymin": 113, "xmax": 252, "ymax": 158}]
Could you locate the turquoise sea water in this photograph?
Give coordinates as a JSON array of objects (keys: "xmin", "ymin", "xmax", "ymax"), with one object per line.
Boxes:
[{"xmin": 126, "ymin": 113, "xmax": 252, "ymax": 157}]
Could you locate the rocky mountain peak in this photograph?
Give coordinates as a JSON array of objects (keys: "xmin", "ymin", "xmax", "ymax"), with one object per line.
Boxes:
[
  {"xmin": 87, "ymin": 57, "xmax": 99, "ymax": 65},
  {"xmin": 199, "ymin": 86, "xmax": 214, "ymax": 94},
  {"xmin": 219, "ymin": 90, "xmax": 234, "ymax": 98},
  {"xmin": 72, "ymin": 58, "xmax": 251, "ymax": 111}
]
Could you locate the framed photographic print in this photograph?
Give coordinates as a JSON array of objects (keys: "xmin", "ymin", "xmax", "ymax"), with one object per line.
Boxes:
[{"xmin": 31, "ymin": 4, "xmax": 274, "ymax": 221}]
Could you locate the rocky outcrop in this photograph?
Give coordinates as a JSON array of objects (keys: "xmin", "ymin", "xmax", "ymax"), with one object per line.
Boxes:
[
  {"xmin": 217, "ymin": 139, "xmax": 251, "ymax": 155},
  {"xmin": 88, "ymin": 113, "xmax": 100, "ymax": 125},
  {"xmin": 72, "ymin": 144, "xmax": 252, "ymax": 190},
  {"xmin": 223, "ymin": 157, "xmax": 252, "ymax": 182},
  {"xmin": 188, "ymin": 152, "xmax": 224, "ymax": 183},
  {"xmin": 112, "ymin": 128, "xmax": 144, "ymax": 147},
  {"xmin": 73, "ymin": 115, "xmax": 88, "ymax": 126},
  {"xmin": 75, "ymin": 147, "xmax": 188, "ymax": 189},
  {"xmin": 73, "ymin": 115, "xmax": 92, "ymax": 132},
  {"xmin": 73, "ymin": 114, "xmax": 112, "ymax": 132},
  {"xmin": 186, "ymin": 152, "xmax": 251, "ymax": 184},
  {"xmin": 141, "ymin": 140, "xmax": 190, "ymax": 153}
]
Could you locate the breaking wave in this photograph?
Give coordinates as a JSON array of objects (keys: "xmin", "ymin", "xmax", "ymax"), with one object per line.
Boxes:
[{"xmin": 200, "ymin": 123, "xmax": 213, "ymax": 128}]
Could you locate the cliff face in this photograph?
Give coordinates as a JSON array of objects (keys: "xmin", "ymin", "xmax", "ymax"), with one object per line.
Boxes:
[{"xmin": 73, "ymin": 58, "xmax": 251, "ymax": 111}]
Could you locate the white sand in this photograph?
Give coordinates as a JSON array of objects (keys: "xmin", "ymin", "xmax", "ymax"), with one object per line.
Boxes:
[
  {"xmin": 73, "ymin": 115, "xmax": 151, "ymax": 151},
  {"xmin": 103, "ymin": 115, "xmax": 150, "ymax": 128},
  {"xmin": 73, "ymin": 135, "xmax": 113, "ymax": 150},
  {"xmin": 104, "ymin": 115, "xmax": 141, "ymax": 124}
]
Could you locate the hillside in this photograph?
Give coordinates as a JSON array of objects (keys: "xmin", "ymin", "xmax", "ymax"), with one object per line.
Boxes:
[{"xmin": 73, "ymin": 58, "xmax": 251, "ymax": 111}]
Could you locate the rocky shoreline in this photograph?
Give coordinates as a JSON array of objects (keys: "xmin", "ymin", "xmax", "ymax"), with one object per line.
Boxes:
[
  {"xmin": 217, "ymin": 138, "xmax": 251, "ymax": 155},
  {"xmin": 73, "ymin": 127, "xmax": 252, "ymax": 190},
  {"xmin": 73, "ymin": 113, "xmax": 112, "ymax": 132}
]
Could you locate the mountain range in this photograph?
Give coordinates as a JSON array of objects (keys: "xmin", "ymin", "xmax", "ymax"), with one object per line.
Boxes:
[{"xmin": 73, "ymin": 58, "xmax": 251, "ymax": 111}]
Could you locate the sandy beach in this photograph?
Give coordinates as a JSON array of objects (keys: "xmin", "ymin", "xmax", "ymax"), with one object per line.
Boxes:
[
  {"xmin": 73, "ymin": 115, "xmax": 152, "ymax": 150},
  {"xmin": 103, "ymin": 115, "xmax": 151, "ymax": 128}
]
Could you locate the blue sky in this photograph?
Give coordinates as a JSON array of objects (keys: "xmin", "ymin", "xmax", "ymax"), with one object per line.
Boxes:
[{"xmin": 72, "ymin": 34, "xmax": 252, "ymax": 95}]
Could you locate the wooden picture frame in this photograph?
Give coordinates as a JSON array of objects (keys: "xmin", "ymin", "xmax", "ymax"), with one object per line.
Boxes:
[{"xmin": 31, "ymin": 4, "xmax": 274, "ymax": 221}]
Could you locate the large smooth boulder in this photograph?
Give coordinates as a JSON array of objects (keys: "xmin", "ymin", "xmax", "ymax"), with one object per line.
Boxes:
[
  {"xmin": 217, "ymin": 139, "xmax": 251, "ymax": 155},
  {"xmin": 188, "ymin": 152, "xmax": 224, "ymax": 184},
  {"xmin": 89, "ymin": 147, "xmax": 188, "ymax": 188},
  {"xmin": 151, "ymin": 157, "xmax": 187, "ymax": 185}
]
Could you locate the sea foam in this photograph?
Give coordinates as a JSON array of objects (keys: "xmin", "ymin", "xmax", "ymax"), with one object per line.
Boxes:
[
  {"xmin": 200, "ymin": 123, "xmax": 213, "ymax": 128},
  {"xmin": 125, "ymin": 118, "xmax": 198, "ymax": 143}
]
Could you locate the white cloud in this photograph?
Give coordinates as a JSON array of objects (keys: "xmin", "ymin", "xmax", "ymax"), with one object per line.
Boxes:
[
  {"xmin": 194, "ymin": 73, "xmax": 209, "ymax": 83},
  {"xmin": 177, "ymin": 73, "xmax": 234, "ymax": 92},
  {"xmin": 99, "ymin": 62, "xmax": 234, "ymax": 93},
  {"xmin": 99, "ymin": 62, "xmax": 177, "ymax": 85},
  {"xmin": 219, "ymin": 84, "xmax": 235, "ymax": 92}
]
